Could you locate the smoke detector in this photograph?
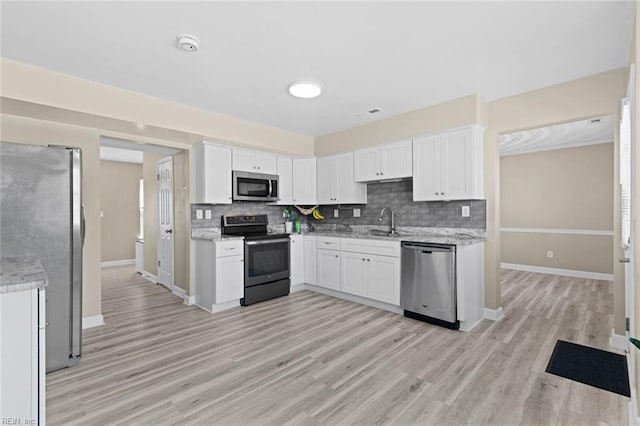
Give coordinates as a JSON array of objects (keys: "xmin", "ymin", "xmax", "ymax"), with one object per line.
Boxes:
[{"xmin": 176, "ymin": 34, "xmax": 200, "ymax": 52}]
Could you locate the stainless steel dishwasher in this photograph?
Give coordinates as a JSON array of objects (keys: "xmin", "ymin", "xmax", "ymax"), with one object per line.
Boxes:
[{"xmin": 400, "ymin": 242, "xmax": 459, "ymax": 330}]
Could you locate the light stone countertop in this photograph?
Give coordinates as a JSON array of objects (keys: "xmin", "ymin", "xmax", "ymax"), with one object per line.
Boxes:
[
  {"xmin": 306, "ymin": 225, "xmax": 485, "ymax": 246},
  {"xmin": 0, "ymin": 257, "xmax": 48, "ymax": 294},
  {"xmin": 192, "ymin": 225, "xmax": 485, "ymax": 246},
  {"xmin": 191, "ymin": 228, "xmax": 244, "ymax": 242}
]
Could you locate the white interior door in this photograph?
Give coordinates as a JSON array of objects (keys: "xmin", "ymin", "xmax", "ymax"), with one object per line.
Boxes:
[{"xmin": 157, "ymin": 157, "xmax": 174, "ymax": 289}]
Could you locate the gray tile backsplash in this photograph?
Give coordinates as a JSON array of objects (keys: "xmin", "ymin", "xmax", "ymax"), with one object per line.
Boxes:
[
  {"xmin": 316, "ymin": 180, "xmax": 486, "ymax": 229},
  {"xmin": 191, "ymin": 201, "xmax": 288, "ymax": 229},
  {"xmin": 191, "ymin": 180, "xmax": 486, "ymax": 229}
]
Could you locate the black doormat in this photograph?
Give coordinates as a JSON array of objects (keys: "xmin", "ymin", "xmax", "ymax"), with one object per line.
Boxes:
[{"xmin": 545, "ymin": 340, "xmax": 630, "ymax": 397}]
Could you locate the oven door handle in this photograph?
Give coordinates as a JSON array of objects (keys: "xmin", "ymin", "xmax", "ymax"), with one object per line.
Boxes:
[{"xmin": 245, "ymin": 238, "xmax": 290, "ymax": 246}]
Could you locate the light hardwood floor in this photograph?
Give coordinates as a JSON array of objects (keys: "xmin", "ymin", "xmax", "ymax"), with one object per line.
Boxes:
[{"xmin": 47, "ymin": 267, "xmax": 629, "ymax": 425}]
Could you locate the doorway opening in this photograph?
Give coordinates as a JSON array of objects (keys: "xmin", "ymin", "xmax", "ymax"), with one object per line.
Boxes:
[{"xmin": 98, "ymin": 136, "xmax": 189, "ymax": 300}]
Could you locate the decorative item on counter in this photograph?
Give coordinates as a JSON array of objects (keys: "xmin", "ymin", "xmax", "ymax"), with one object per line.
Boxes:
[
  {"xmin": 283, "ymin": 206, "xmax": 294, "ymax": 233},
  {"xmin": 294, "ymin": 218, "xmax": 302, "ymax": 234},
  {"xmin": 312, "ymin": 208, "xmax": 325, "ymax": 220}
]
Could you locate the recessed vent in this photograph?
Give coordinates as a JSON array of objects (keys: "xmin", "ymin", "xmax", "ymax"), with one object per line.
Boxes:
[{"xmin": 368, "ymin": 108, "xmax": 382, "ymax": 114}]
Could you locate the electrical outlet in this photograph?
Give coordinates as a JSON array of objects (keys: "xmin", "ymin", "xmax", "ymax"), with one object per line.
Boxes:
[
  {"xmin": 547, "ymin": 251, "xmax": 554, "ymax": 258},
  {"xmin": 205, "ymin": 210, "xmax": 212, "ymax": 220},
  {"xmin": 196, "ymin": 209, "xmax": 203, "ymax": 220},
  {"xmin": 353, "ymin": 208, "xmax": 361, "ymax": 218},
  {"xmin": 334, "ymin": 209, "xmax": 339, "ymax": 218},
  {"xmin": 461, "ymin": 205, "xmax": 470, "ymax": 217}
]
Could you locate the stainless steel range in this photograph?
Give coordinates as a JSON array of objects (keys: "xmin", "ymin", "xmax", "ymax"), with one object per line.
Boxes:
[{"xmin": 221, "ymin": 214, "xmax": 290, "ymax": 305}]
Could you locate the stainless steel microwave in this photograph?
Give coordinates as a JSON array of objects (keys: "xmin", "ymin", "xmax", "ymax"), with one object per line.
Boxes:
[{"xmin": 232, "ymin": 170, "xmax": 279, "ymax": 202}]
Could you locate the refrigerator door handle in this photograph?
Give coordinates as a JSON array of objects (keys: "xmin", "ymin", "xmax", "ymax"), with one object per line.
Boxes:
[{"xmin": 81, "ymin": 203, "xmax": 86, "ymax": 246}]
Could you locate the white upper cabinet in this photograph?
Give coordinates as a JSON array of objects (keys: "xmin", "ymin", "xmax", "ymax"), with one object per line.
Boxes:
[
  {"xmin": 336, "ymin": 153, "xmax": 367, "ymax": 204},
  {"xmin": 317, "ymin": 152, "xmax": 367, "ymax": 205},
  {"xmin": 232, "ymin": 148, "xmax": 277, "ymax": 174},
  {"xmin": 274, "ymin": 156, "xmax": 293, "ymax": 205},
  {"xmin": 354, "ymin": 139, "xmax": 412, "ymax": 182},
  {"xmin": 316, "ymin": 156, "xmax": 338, "ymax": 204},
  {"xmin": 413, "ymin": 126, "xmax": 483, "ymax": 201},
  {"xmin": 195, "ymin": 142, "xmax": 232, "ymax": 204},
  {"xmin": 292, "ymin": 158, "xmax": 317, "ymax": 205}
]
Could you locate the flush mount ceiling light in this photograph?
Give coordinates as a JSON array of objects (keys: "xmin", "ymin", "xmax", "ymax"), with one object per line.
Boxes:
[
  {"xmin": 176, "ymin": 34, "xmax": 200, "ymax": 52},
  {"xmin": 288, "ymin": 81, "xmax": 322, "ymax": 99}
]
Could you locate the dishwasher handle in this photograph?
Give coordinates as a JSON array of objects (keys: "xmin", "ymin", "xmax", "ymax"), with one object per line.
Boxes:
[{"xmin": 401, "ymin": 242, "xmax": 455, "ymax": 253}]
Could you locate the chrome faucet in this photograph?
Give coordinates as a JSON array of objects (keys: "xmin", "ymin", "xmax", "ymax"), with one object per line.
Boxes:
[{"xmin": 378, "ymin": 207, "xmax": 396, "ymax": 236}]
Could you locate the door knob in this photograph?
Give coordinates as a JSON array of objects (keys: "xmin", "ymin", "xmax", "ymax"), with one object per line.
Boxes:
[{"xmin": 619, "ymin": 257, "xmax": 630, "ymax": 263}]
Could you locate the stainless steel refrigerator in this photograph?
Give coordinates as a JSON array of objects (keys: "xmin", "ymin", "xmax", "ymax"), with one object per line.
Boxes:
[{"xmin": 0, "ymin": 141, "xmax": 83, "ymax": 372}]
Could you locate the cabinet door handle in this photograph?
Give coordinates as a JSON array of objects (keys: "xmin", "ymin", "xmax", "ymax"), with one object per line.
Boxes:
[
  {"xmin": 367, "ymin": 259, "xmax": 370, "ymax": 262},
  {"xmin": 335, "ymin": 255, "xmax": 339, "ymax": 258},
  {"xmin": 376, "ymin": 172, "xmax": 379, "ymax": 176},
  {"xmin": 380, "ymin": 172, "xmax": 384, "ymax": 176}
]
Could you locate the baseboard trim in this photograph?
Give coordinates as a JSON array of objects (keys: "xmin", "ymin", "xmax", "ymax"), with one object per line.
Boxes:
[
  {"xmin": 195, "ymin": 299, "xmax": 240, "ymax": 314},
  {"xmin": 291, "ymin": 283, "xmax": 308, "ymax": 293},
  {"xmin": 610, "ymin": 328, "xmax": 628, "ymax": 351},
  {"xmin": 304, "ymin": 284, "xmax": 403, "ymax": 315},
  {"xmin": 172, "ymin": 286, "xmax": 195, "ymax": 305},
  {"xmin": 101, "ymin": 259, "xmax": 135, "ymax": 268},
  {"xmin": 141, "ymin": 271, "xmax": 158, "ymax": 283},
  {"xmin": 484, "ymin": 307, "xmax": 504, "ymax": 322},
  {"xmin": 82, "ymin": 315, "xmax": 105, "ymax": 329},
  {"xmin": 172, "ymin": 286, "xmax": 186, "ymax": 299},
  {"xmin": 501, "ymin": 263, "xmax": 614, "ymax": 281}
]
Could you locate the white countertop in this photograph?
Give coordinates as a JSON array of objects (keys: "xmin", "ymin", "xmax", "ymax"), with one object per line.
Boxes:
[
  {"xmin": 192, "ymin": 225, "xmax": 485, "ymax": 245},
  {"xmin": 0, "ymin": 257, "xmax": 48, "ymax": 293}
]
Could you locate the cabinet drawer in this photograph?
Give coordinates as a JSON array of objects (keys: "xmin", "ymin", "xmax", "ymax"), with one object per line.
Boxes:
[
  {"xmin": 317, "ymin": 236, "xmax": 341, "ymax": 250},
  {"xmin": 340, "ymin": 238, "xmax": 400, "ymax": 257},
  {"xmin": 215, "ymin": 239, "xmax": 244, "ymax": 257}
]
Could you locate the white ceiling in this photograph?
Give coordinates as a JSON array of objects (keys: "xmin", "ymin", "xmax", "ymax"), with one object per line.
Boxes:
[
  {"xmin": 1, "ymin": 1, "xmax": 634, "ymax": 137},
  {"xmin": 499, "ymin": 115, "xmax": 614, "ymax": 156}
]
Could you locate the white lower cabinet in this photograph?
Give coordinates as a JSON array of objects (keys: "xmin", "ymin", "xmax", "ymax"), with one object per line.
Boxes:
[
  {"xmin": 340, "ymin": 252, "xmax": 368, "ymax": 297},
  {"xmin": 195, "ymin": 239, "xmax": 245, "ymax": 312},
  {"xmin": 366, "ymin": 254, "xmax": 400, "ymax": 305},
  {"xmin": 290, "ymin": 235, "xmax": 304, "ymax": 286},
  {"xmin": 303, "ymin": 236, "xmax": 317, "ymax": 285},
  {"xmin": 0, "ymin": 288, "xmax": 45, "ymax": 424},
  {"xmin": 340, "ymin": 240, "xmax": 401, "ymax": 305},
  {"xmin": 215, "ymin": 255, "xmax": 244, "ymax": 304},
  {"xmin": 317, "ymin": 248, "xmax": 341, "ymax": 290}
]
